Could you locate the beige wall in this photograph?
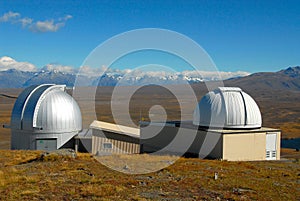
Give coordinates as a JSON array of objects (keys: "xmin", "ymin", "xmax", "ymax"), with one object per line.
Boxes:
[
  {"xmin": 276, "ymin": 132, "xmax": 281, "ymax": 160},
  {"xmin": 92, "ymin": 136, "xmax": 140, "ymax": 155},
  {"xmin": 92, "ymin": 129, "xmax": 140, "ymax": 155},
  {"xmin": 223, "ymin": 132, "xmax": 266, "ymax": 161}
]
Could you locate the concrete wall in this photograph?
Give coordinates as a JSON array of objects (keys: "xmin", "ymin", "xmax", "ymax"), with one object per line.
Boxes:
[
  {"xmin": 75, "ymin": 138, "xmax": 92, "ymax": 153},
  {"xmin": 140, "ymin": 125, "xmax": 222, "ymax": 158},
  {"xmin": 189, "ymin": 131, "xmax": 222, "ymax": 159},
  {"xmin": 11, "ymin": 130, "xmax": 78, "ymax": 150},
  {"xmin": 11, "ymin": 131, "xmax": 31, "ymax": 150},
  {"xmin": 140, "ymin": 125, "xmax": 182, "ymax": 155}
]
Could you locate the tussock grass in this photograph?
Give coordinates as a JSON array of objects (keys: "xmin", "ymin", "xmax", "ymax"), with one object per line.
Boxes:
[
  {"xmin": 0, "ymin": 150, "xmax": 299, "ymax": 200},
  {"xmin": 95, "ymin": 154, "xmax": 178, "ymax": 174}
]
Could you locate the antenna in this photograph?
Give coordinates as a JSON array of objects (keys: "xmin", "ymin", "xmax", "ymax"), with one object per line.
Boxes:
[{"xmin": 139, "ymin": 108, "xmax": 142, "ymax": 128}]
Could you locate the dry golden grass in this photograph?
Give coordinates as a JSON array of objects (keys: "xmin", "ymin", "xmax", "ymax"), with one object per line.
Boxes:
[
  {"xmin": 95, "ymin": 154, "xmax": 179, "ymax": 174},
  {"xmin": 0, "ymin": 150, "xmax": 299, "ymax": 200}
]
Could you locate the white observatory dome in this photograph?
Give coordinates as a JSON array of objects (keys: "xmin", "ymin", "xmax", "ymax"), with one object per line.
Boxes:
[
  {"xmin": 193, "ymin": 87, "xmax": 262, "ymax": 129},
  {"xmin": 11, "ymin": 84, "xmax": 82, "ymax": 150}
]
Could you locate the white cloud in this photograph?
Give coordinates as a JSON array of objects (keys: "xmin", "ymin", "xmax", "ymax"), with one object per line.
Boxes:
[
  {"xmin": 181, "ymin": 70, "xmax": 250, "ymax": 81},
  {"xmin": 60, "ymin": 14, "xmax": 72, "ymax": 21},
  {"xmin": 0, "ymin": 11, "xmax": 72, "ymax": 32},
  {"xmin": 78, "ymin": 65, "xmax": 107, "ymax": 77},
  {"xmin": 41, "ymin": 63, "xmax": 75, "ymax": 73},
  {"xmin": 0, "ymin": 56, "xmax": 76, "ymax": 73},
  {"xmin": 30, "ymin": 15, "xmax": 72, "ymax": 32},
  {"xmin": 0, "ymin": 11, "xmax": 20, "ymax": 22},
  {"xmin": 218, "ymin": 71, "xmax": 250, "ymax": 79},
  {"xmin": 30, "ymin": 20, "xmax": 64, "ymax": 32},
  {"xmin": 0, "ymin": 56, "xmax": 37, "ymax": 72},
  {"xmin": 19, "ymin": 17, "xmax": 33, "ymax": 27},
  {"xmin": 103, "ymin": 68, "xmax": 250, "ymax": 82}
]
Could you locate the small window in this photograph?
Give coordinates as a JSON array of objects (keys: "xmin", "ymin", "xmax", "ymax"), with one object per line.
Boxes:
[
  {"xmin": 272, "ymin": 151, "xmax": 276, "ymax": 158},
  {"xmin": 103, "ymin": 143, "xmax": 112, "ymax": 149},
  {"xmin": 266, "ymin": 151, "xmax": 270, "ymax": 158}
]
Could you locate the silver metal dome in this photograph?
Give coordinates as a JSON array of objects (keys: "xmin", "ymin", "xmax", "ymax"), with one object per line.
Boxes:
[
  {"xmin": 11, "ymin": 84, "xmax": 82, "ymax": 132},
  {"xmin": 193, "ymin": 87, "xmax": 262, "ymax": 129},
  {"xmin": 11, "ymin": 84, "xmax": 82, "ymax": 150}
]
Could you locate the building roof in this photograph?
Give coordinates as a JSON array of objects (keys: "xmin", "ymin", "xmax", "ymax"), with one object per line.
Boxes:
[
  {"xmin": 141, "ymin": 120, "xmax": 279, "ymax": 134},
  {"xmin": 193, "ymin": 87, "xmax": 262, "ymax": 129},
  {"xmin": 11, "ymin": 84, "xmax": 82, "ymax": 133},
  {"xmin": 90, "ymin": 120, "xmax": 140, "ymax": 138}
]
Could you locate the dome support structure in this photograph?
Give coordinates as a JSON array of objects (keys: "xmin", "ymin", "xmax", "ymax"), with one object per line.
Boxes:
[
  {"xmin": 193, "ymin": 87, "xmax": 262, "ymax": 129},
  {"xmin": 10, "ymin": 84, "xmax": 82, "ymax": 150}
]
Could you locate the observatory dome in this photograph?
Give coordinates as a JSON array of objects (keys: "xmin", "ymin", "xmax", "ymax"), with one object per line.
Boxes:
[
  {"xmin": 11, "ymin": 84, "xmax": 82, "ymax": 132},
  {"xmin": 11, "ymin": 84, "xmax": 82, "ymax": 150},
  {"xmin": 193, "ymin": 87, "xmax": 262, "ymax": 129}
]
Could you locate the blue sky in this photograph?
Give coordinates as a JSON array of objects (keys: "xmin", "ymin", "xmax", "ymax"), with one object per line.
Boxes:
[{"xmin": 0, "ymin": 0, "xmax": 299, "ymax": 73}]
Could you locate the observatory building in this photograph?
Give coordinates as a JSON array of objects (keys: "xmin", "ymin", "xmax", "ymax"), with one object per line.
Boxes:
[
  {"xmin": 139, "ymin": 87, "xmax": 280, "ymax": 161},
  {"xmin": 10, "ymin": 84, "xmax": 82, "ymax": 151},
  {"xmin": 89, "ymin": 87, "xmax": 281, "ymax": 161},
  {"xmin": 15, "ymin": 84, "xmax": 279, "ymax": 161}
]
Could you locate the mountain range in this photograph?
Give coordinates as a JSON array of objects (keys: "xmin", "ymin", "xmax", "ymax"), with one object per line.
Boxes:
[
  {"xmin": 225, "ymin": 66, "xmax": 300, "ymax": 91},
  {"xmin": 0, "ymin": 64, "xmax": 299, "ymax": 91},
  {"xmin": 0, "ymin": 67, "xmax": 250, "ymax": 88}
]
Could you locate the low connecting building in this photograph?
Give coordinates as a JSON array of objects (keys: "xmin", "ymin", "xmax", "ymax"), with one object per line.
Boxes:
[{"xmin": 90, "ymin": 120, "xmax": 140, "ymax": 155}]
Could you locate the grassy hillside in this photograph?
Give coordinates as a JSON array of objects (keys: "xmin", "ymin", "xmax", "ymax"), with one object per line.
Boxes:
[{"xmin": 0, "ymin": 150, "xmax": 299, "ymax": 200}]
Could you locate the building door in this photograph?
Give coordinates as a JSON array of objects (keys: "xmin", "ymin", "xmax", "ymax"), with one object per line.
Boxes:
[
  {"xmin": 266, "ymin": 133, "xmax": 277, "ymax": 160},
  {"xmin": 36, "ymin": 139, "xmax": 57, "ymax": 151}
]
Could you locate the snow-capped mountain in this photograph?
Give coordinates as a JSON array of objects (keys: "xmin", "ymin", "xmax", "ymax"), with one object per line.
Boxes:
[
  {"xmin": 23, "ymin": 69, "xmax": 76, "ymax": 87},
  {"xmin": 0, "ymin": 56, "xmax": 250, "ymax": 88},
  {"xmin": 0, "ymin": 68, "xmax": 250, "ymax": 88},
  {"xmin": 1, "ymin": 64, "xmax": 299, "ymax": 91}
]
